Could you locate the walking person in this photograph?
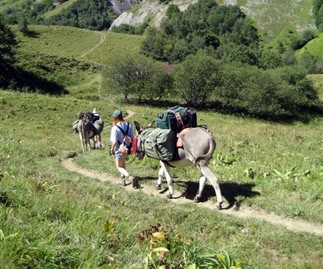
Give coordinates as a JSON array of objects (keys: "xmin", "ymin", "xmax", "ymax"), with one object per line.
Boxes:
[{"xmin": 110, "ymin": 109, "xmax": 139, "ymax": 188}]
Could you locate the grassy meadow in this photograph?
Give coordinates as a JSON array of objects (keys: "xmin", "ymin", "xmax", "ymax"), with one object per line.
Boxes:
[
  {"xmin": 0, "ymin": 25, "xmax": 323, "ymax": 268},
  {"xmin": 218, "ymin": 0, "xmax": 315, "ymax": 45}
]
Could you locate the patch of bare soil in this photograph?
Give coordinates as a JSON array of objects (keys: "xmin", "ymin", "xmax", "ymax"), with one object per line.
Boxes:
[{"xmin": 61, "ymin": 158, "xmax": 323, "ymax": 237}]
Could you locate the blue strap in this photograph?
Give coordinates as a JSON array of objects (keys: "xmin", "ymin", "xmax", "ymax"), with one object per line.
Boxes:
[{"xmin": 116, "ymin": 123, "xmax": 129, "ymax": 144}]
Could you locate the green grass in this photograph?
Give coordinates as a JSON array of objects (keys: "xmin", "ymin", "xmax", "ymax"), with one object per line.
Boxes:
[
  {"xmin": 308, "ymin": 74, "xmax": 323, "ymax": 100},
  {"xmin": 297, "ymin": 33, "xmax": 323, "ymax": 59},
  {"xmin": 0, "ymin": 89, "xmax": 322, "ymax": 268},
  {"xmin": 217, "ymin": 0, "xmax": 315, "ymax": 42},
  {"xmin": 1, "ymin": 23, "xmax": 322, "ymax": 268},
  {"xmin": 13, "ymin": 25, "xmax": 145, "ymax": 65},
  {"xmin": 13, "ymin": 25, "xmax": 104, "ymax": 61}
]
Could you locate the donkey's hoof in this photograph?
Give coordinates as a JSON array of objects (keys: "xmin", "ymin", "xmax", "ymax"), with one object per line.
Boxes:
[
  {"xmin": 216, "ymin": 201, "xmax": 223, "ymax": 210},
  {"xmin": 166, "ymin": 193, "xmax": 172, "ymax": 199},
  {"xmin": 193, "ymin": 196, "xmax": 200, "ymax": 203},
  {"xmin": 156, "ymin": 184, "xmax": 161, "ymax": 190}
]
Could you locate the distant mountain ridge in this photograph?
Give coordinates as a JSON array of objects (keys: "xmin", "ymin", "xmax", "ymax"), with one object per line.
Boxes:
[{"xmin": 110, "ymin": 0, "xmax": 316, "ymax": 41}]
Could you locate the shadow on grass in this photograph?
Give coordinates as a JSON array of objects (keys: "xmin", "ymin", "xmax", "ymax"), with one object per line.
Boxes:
[
  {"xmin": 182, "ymin": 181, "xmax": 260, "ymax": 209},
  {"xmin": 0, "ymin": 191, "xmax": 14, "ymax": 207},
  {"xmin": 136, "ymin": 175, "xmax": 260, "ymax": 209},
  {"xmin": 0, "ymin": 64, "xmax": 68, "ymax": 95}
]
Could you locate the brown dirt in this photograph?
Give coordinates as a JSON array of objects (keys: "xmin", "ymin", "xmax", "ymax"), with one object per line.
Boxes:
[{"xmin": 61, "ymin": 157, "xmax": 323, "ymax": 237}]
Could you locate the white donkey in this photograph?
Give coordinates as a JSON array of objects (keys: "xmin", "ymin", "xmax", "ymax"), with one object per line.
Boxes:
[{"xmin": 134, "ymin": 121, "xmax": 223, "ymax": 209}]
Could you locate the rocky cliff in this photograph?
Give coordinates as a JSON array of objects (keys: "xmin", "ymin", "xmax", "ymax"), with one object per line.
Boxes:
[
  {"xmin": 109, "ymin": 0, "xmax": 198, "ymax": 29},
  {"xmin": 109, "ymin": 0, "xmax": 315, "ymax": 39}
]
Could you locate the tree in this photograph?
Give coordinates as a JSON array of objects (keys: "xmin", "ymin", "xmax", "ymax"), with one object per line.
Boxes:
[
  {"xmin": 0, "ymin": 15, "xmax": 18, "ymax": 66},
  {"xmin": 173, "ymin": 50, "xmax": 222, "ymax": 107},
  {"xmin": 140, "ymin": 27, "xmax": 168, "ymax": 61},
  {"xmin": 104, "ymin": 55, "xmax": 171, "ymax": 102},
  {"xmin": 142, "ymin": 0, "xmax": 260, "ymax": 65},
  {"xmin": 18, "ymin": 17, "xmax": 29, "ymax": 34}
]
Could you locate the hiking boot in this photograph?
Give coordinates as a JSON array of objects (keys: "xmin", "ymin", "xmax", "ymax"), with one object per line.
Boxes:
[
  {"xmin": 120, "ymin": 174, "xmax": 127, "ymax": 186},
  {"xmin": 130, "ymin": 176, "xmax": 140, "ymax": 189}
]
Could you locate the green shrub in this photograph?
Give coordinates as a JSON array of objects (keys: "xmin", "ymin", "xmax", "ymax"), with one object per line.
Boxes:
[{"xmin": 214, "ymin": 64, "xmax": 321, "ymax": 120}]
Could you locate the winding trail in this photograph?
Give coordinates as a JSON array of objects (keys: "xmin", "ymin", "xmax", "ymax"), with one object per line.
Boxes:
[
  {"xmin": 80, "ymin": 31, "xmax": 106, "ymax": 58},
  {"xmin": 61, "ymin": 158, "xmax": 323, "ymax": 237}
]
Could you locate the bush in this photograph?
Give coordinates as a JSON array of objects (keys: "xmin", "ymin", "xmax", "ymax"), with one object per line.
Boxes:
[{"xmin": 214, "ymin": 64, "xmax": 321, "ymax": 120}]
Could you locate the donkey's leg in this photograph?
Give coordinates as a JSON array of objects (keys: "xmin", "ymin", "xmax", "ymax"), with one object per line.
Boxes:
[
  {"xmin": 93, "ymin": 135, "xmax": 99, "ymax": 148},
  {"xmin": 194, "ymin": 175, "xmax": 207, "ymax": 203},
  {"xmin": 156, "ymin": 163, "xmax": 165, "ymax": 190},
  {"xmin": 85, "ymin": 134, "xmax": 91, "ymax": 151},
  {"xmin": 79, "ymin": 132, "xmax": 85, "ymax": 152},
  {"xmin": 200, "ymin": 165, "xmax": 223, "ymax": 209},
  {"xmin": 98, "ymin": 134, "xmax": 103, "ymax": 147},
  {"xmin": 156, "ymin": 167, "xmax": 163, "ymax": 190},
  {"xmin": 159, "ymin": 161, "xmax": 174, "ymax": 199}
]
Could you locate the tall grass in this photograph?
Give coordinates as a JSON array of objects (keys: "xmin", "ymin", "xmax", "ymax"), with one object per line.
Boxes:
[{"xmin": 13, "ymin": 25, "xmax": 144, "ymax": 65}]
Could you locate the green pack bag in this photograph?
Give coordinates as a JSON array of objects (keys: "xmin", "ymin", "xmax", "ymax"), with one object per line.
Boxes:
[
  {"xmin": 156, "ymin": 105, "xmax": 197, "ymax": 133},
  {"xmin": 141, "ymin": 128, "xmax": 176, "ymax": 161}
]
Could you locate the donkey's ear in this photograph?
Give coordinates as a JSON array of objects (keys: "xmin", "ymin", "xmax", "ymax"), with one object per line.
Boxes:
[
  {"xmin": 148, "ymin": 120, "xmax": 155, "ymax": 128},
  {"xmin": 134, "ymin": 121, "xmax": 142, "ymax": 133}
]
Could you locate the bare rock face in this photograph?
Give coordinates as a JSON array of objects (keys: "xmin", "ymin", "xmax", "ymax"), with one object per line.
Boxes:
[
  {"xmin": 110, "ymin": 0, "xmax": 142, "ymax": 15},
  {"xmin": 109, "ymin": 0, "xmax": 198, "ymax": 30},
  {"xmin": 109, "ymin": 0, "xmax": 315, "ymax": 36}
]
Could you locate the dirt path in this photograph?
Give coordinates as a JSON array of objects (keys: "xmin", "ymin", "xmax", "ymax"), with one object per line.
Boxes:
[
  {"xmin": 61, "ymin": 158, "xmax": 323, "ymax": 237},
  {"xmin": 63, "ymin": 109, "xmax": 323, "ymax": 236},
  {"xmin": 80, "ymin": 31, "xmax": 106, "ymax": 58}
]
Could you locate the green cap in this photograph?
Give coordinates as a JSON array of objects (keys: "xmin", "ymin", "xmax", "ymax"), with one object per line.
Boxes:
[{"xmin": 112, "ymin": 109, "xmax": 123, "ymax": 118}]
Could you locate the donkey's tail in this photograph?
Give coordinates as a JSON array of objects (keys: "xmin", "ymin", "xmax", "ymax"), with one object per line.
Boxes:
[
  {"xmin": 193, "ymin": 138, "xmax": 215, "ymax": 165},
  {"xmin": 192, "ymin": 129, "xmax": 216, "ymax": 165}
]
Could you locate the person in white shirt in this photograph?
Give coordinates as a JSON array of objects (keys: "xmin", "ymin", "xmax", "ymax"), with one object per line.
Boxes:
[{"xmin": 110, "ymin": 109, "xmax": 138, "ymax": 187}]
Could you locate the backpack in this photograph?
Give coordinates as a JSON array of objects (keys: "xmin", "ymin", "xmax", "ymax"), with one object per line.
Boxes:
[
  {"xmin": 141, "ymin": 128, "xmax": 176, "ymax": 161},
  {"xmin": 156, "ymin": 105, "xmax": 197, "ymax": 133},
  {"xmin": 116, "ymin": 123, "xmax": 132, "ymax": 154}
]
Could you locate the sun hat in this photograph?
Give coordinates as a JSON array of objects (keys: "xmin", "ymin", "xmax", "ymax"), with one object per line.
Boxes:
[{"xmin": 112, "ymin": 109, "xmax": 123, "ymax": 118}]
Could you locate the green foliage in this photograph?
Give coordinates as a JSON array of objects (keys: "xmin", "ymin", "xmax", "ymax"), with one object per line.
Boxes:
[
  {"xmin": 0, "ymin": 0, "xmax": 116, "ymax": 31},
  {"xmin": 313, "ymin": 0, "xmax": 323, "ymax": 29},
  {"xmin": 298, "ymin": 50, "xmax": 323, "ymax": 74},
  {"xmin": 173, "ymin": 50, "xmax": 222, "ymax": 106},
  {"xmin": 290, "ymin": 30, "xmax": 317, "ymax": 50},
  {"xmin": 103, "ymin": 54, "xmax": 172, "ymax": 102},
  {"xmin": 17, "ymin": 17, "xmax": 29, "ymax": 34},
  {"xmin": 111, "ymin": 21, "xmax": 149, "ymax": 35},
  {"xmin": 166, "ymin": 4, "xmax": 180, "ymax": 18},
  {"xmin": 142, "ymin": 0, "xmax": 259, "ymax": 64},
  {"xmin": 45, "ymin": 0, "xmax": 116, "ymax": 31},
  {"xmin": 140, "ymin": 224, "xmax": 246, "ymax": 269},
  {"xmin": 0, "ymin": 15, "xmax": 18, "ymax": 66},
  {"xmin": 140, "ymin": 27, "xmax": 169, "ymax": 62},
  {"xmin": 213, "ymin": 64, "xmax": 321, "ymax": 120}
]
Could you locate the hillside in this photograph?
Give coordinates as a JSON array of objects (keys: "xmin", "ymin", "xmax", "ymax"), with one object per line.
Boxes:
[
  {"xmin": 0, "ymin": 0, "xmax": 316, "ymax": 44},
  {"xmin": 111, "ymin": 0, "xmax": 316, "ymax": 43},
  {"xmin": 1, "ymin": 4, "xmax": 323, "ymax": 268}
]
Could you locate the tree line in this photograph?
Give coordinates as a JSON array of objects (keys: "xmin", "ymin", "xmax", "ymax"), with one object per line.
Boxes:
[
  {"xmin": 1, "ymin": 1, "xmax": 322, "ymax": 121},
  {"xmin": 0, "ymin": 0, "xmax": 116, "ymax": 31},
  {"xmin": 103, "ymin": 0, "xmax": 322, "ymax": 121},
  {"xmin": 103, "ymin": 51, "xmax": 321, "ymax": 121}
]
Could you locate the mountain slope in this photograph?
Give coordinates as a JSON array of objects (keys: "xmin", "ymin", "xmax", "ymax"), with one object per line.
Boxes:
[{"xmin": 111, "ymin": 0, "xmax": 315, "ymax": 44}]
